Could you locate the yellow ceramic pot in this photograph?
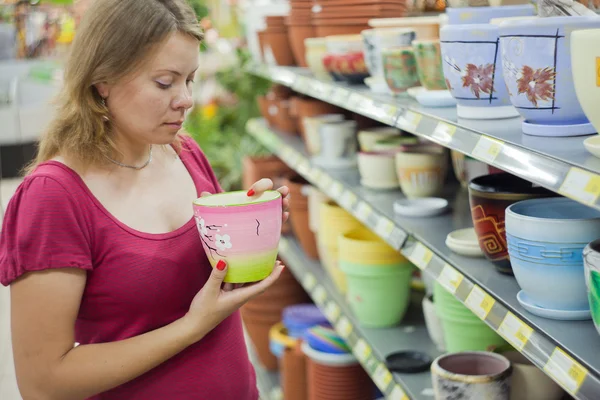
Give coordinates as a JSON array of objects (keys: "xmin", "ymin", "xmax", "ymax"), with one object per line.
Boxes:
[
  {"xmin": 339, "ymin": 228, "xmax": 405, "ymax": 265},
  {"xmin": 571, "ymin": 29, "xmax": 600, "ymax": 135},
  {"xmin": 395, "ymin": 145, "xmax": 448, "ymax": 198}
]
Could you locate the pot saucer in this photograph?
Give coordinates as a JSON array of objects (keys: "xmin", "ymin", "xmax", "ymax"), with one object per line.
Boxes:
[
  {"xmin": 408, "ymin": 87, "xmax": 456, "ymax": 108},
  {"xmin": 445, "ymin": 228, "xmax": 484, "ymax": 258},
  {"xmin": 584, "ymin": 135, "xmax": 600, "ymax": 159},
  {"xmin": 312, "ymin": 156, "xmax": 358, "ymax": 169},
  {"xmin": 517, "ymin": 291, "xmax": 591, "ymax": 321},
  {"xmin": 522, "ymin": 121, "xmax": 596, "ymax": 137},
  {"xmin": 393, "ymin": 198, "xmax": 449, "ymax": 217}
]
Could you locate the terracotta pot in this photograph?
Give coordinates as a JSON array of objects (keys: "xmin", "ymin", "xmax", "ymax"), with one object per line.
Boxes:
[
  {"xmin": 285, "ymin": 175, "xmax": 319, "ymax": 259},
  {"xmin": 263, "ymin": 30, "xmax": 296, "ymax": 66},
  {"xmin": 306, "ymin": 355, "xmax": 373, "ymax": 400},
  {"xmin": 312, "ymin": 6, "xmax": 407, "ymax": 19},
  {"xmin": 282, "ymin": 342, "xmax": 308, "ymax": 400},
  {"xmin": 257, "ymin": 31, "xmax": 267, "ymax": 59},
  {"xmin": 315, "ymin": 24, "xmax": 370, "ymax": 37},
  {"xmin": 287, "ymin": 24, "xmax": 316, "ymax": 68},
  {"xmin": 271, "ymin": 99, "xmax": 299, "ymax": 136},
  {"xmin": 313, "ymin": 17, "xmax": 371, "ymax": 25},
  {"xmin": 257, "ymin": 96, "xmax": 272, "ymax": 125},
  {"xmin": 244, "ymin": 317, "xmax": 279, "ymax": 370},
  {"xmin": 270, "ymin": 84, "xmax": 294, "ymax": 100}
]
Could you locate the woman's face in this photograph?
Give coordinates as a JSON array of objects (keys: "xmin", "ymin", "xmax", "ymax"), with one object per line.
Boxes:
[{"xmin": 98, "ymin": 32, "xmax": 199, "ymax": 146}]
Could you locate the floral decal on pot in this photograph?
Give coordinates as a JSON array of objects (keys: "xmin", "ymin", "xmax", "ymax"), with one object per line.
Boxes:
[
  {"xmin": 516, "ymin": 66, "xmax": 556, "ymax": 107},
  {"xmin": 195, "ymin": 217, "xmax": 227, "ymax": 259},
  {"xmin": 462, "ymin": 63, "xmax": 495, "ymax": 99},
  {"xmin": 215, "ymin": 234, "xmax": 233, "ymax": 251}
]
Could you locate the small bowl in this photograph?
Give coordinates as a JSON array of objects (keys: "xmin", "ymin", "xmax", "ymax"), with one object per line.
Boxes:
[
  {"xmin": 193, "ymin": 191, "xmax": 282, "ymax": 283},
  {"xmin": 394, "ymin": 198, "xmax": 449, "ymax": 217}
]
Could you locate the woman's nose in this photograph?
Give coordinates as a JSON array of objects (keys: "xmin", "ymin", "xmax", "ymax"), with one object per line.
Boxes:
[{"xmin": 173, "ymin": 85, "xmax": 193, "ymax": 110}]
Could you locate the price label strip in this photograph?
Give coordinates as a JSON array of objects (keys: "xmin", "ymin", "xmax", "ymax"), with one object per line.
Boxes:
[
  {"xmin": 472, "ymin": 136, "xmax": 504, "ymax": 164},
  {"xmin": 298, "ymin": 159, "xmax": 310, "ymax": 176},
  {"xmin": 353, "ymin": 339, "xmax": 372, "ymax": 363},
  {"xmin": 331, "ymin": 88, "xmax": 348, "ymax": 105},
  {"xmin": 408, "ymin": 242, "xmax": 433, "ymax": 270},
  {"xmin": 559, "ymin": 167, "xmax": 600, "ymax": 205},
  {"xmin": 397, "ymin": 110, "xmax": 422, "ymax": 132},
  {"xmin": 438, "ymin": 264, "xmax": 464, "ymax": 294},
  {"xmin": 382, "ymin": 104, "xmax": 399, "ymax": 121},
  {"xmin": 544, "ymin": 348, "xmax": 588, "ymax": 395},
  {"xmin": 340, "ymin": 191, "xmax": 358, "ymax": 209},
  {"xmin": 432, "ymin": 122, "xmax": 457, "ymax": 144},
  {"xmin": 293, "ymin": 76, "xmax": 309, "ymax": 92},
  {"xmin": 330, "ymin": 181, "xmax": 343, "ymax": 198},
  {"xmin": 313, "ymin": 285, "xmax": 327, "ymax": 305},
  {"xmin": 335, "ymin": 316, "xmax": 353, "ymax": 339},
  {"xmin": 499, "ymin": 312, "xmax": 533, "ymax": 350},
  {"xmin": 373, "ymin": 364, "xmax": 393, "ymax": 392},
  {"xmin": 324, "ymin": 301, "xmax": 341, "ymax": 322},
  {"xmin": 302, "ymin": 273, "xmax": 317, "ymax": 291},
  {"xmin": 389, "ymin": 385, "xmax": 409, "ymax": 400},
  {"xmin": 311, "ymin": 167, "xmax": 322, "ymax": 182},
  {"xmin": 319, "ymin": 173, "xmax": 333, "ymax": 189},
  {"xmin": 375, "ymin": 216, "xmax": 395, "ymax": 240},
  {"xmin": 348, "ymin": 92, "xmax": 364, "ymax": 110},
  {"xmin": 465, "ymin": 285, "xmax": 495, "ymax": 319},
  {"xmin": 356, "ymin": 202, "xmax": 373, "ymax": 222}
]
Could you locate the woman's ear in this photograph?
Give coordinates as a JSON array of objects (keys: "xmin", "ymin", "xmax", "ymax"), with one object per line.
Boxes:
[{"xmin": 94, "ymin": 82, "xmax": 110, "ymax": 99}]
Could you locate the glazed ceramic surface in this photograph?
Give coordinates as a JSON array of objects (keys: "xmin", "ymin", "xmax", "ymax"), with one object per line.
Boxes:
[
  {"xmin": 499, "ymin": 16, "xmax": 600, "ymax": 136},
  {"xmin": 506, "ymin": 197, "xmax": 600, "ymax": 311},
  {"xmin": 361, "ymin": 28, "xmax": 416, "ymax": 79},
  {"xmin": 357, "ymin": 126, "xmax": 400, "ymax": 151},
  {"xmin": 432, "ymin": 352, "xmax": 512, "ymax": 400},
  {"xmin": 324, "ymin": 34, "xmax": 364, "ymax": 55},
  {"xmin": 302, "ymin": 114, "xmax": 345, "ymax": 155},
  {"xmin": 193, "ymin": 191, "xmax": 282, "ymax": 283},
  {"xmin": 358, "ymin": 151, "xmax": 399, "ymax": 189},
  {"xmin": 318, "ymin": 120, "xmax": 357, "ymax": 159},
  {"xmin": 571, "ymin": 29, "xmax": 600, "ymax": 135},
  {"xmin": 440, "ymin": 23, "xmax": 517, "ymax": 119},
  {"xmin": 584, "ymin": 239, "xmax": 600, "ymax": 336},
  {"xmin": 423, "ymin": 296, "xmax": 446, "ymax": 351},
  {"xmin": 372, "ymin": 135, "xmax": 419, "ymax": 151},
  {"xmin": 413, "ymin": 39, "xmax": 446, "ymax": 91},
  {"xmin": 395, "ymin": 146, "xmax": 447, "ymax": 198},
  {"xmin": 468, "ymin": 173, "xmax": 554, "ymax": 274},
  {"xmin": 382, "ymin": 46, "xmax": 421, "ymax": 94},
  {"xmin": 305, "ymin": 37, "xmax": 331, "ymax": 81},
  {"xmin": 446, "ymin": 5, "xmax": 535, "ymax": 25},
  {"xmin": 322, "ymin": 52, "xmax": 369, "ymax": 84}
]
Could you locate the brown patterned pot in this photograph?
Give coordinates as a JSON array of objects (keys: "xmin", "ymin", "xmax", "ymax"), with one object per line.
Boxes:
[{"xmin": 468, "ymin": 173, "xmax": 554, "ymax": 275}]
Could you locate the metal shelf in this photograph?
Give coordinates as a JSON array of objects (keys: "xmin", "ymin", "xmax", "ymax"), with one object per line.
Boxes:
[
  {"xmin": 247, "ymin": 63, "xmax": 600, "ymax": 213},
  {"xmin": 247, "ymin": 118, "xmax": 600, "ymax": 400},
  {"xmin": 246, "ymin": 336, "xmax": 281, "ymax": 400},
  {"xmin": 278, "ymin": 235, "xmax": 440, "ymax": 400}
]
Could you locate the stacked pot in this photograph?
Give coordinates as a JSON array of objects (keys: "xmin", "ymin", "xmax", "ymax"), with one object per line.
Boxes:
[
  {"xmin": 258, "ymin": 85, "xmax": 299, "ymax": 136},
  {"xmin": 318, "ymin": 201, "xmax": 365, "ymax": 294},
  {"xmin": 286, "ymin": 0, "xmax": 316, "ymax": 67},
  {"xmin": 339, "ymin": 228, "xmax": 415, "ymax": 327},
  {"xmin": 258, "ymin": 16, "xmax": 296, "ymax": 66},
  {"xmin": 241, "ymin": 267, "xmax": 311, "ymax": 370},
  {"xmin": 303, "ymin": 328, "xmax": 374, "ymax": 400},
  {"xmin": 434, "ymin": 282, "xmax": 506, "ymax": 352}
]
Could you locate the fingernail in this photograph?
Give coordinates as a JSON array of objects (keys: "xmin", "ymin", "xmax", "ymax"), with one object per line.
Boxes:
[
  {"xmin": 247, "ymin": 189, "xmax": 255, "ymax": 197},
  {"xmin": 216, "ymin": 260, "xmax": 226, "ymax": 271}
]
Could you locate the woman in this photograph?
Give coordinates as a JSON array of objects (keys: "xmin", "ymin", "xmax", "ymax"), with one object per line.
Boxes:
[{"xmin": 0, "ymin": 1, "xmax": 288, "ymax": 399}]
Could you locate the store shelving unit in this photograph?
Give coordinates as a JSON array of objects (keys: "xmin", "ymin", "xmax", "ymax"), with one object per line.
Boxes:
[
  {"xmin": 245, "ymin": 117, "xmax": 600, "ymax": 400},
  {"xmin": 247, "ymin": 63, "xmax": 600, "ymax": 214},
  {"xmin": 246, "ymin": 337, "xmax": 281, "ymax": 400},
  {"xmin": 278, "ymin": 235, "xmax": 439, "ymax": 400}
]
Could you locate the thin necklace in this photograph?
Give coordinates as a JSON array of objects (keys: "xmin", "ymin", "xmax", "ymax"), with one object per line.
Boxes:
[{"xmin": 105, "ymin": 146, "xmax": 153, "ymax": 170}]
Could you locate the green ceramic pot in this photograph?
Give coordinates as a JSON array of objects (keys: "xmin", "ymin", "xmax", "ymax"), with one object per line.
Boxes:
[
  {"xmin": 412, "ymin": 39, "xmax": 447, "ymax": 91},
  {"xmin": 340, "ymin": 260, "xmax": 414, "ymax": 328},
  {"xmin": 434, "ymin": 283, "xmax": 506, "ymax": 352},
  {"xmin": 382, "ymin": 46, "xmax": 421, "ymax": 95}
]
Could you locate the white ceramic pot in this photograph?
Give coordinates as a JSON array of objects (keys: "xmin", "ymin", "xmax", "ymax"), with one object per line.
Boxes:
[
  {"xmin": 361, "ymin": 28, "xmax": 416, "ymax": 79},
  {"xmin": 358, "ymin": 151, "xmax": 399, "ymax": 190},
  {"xmin": 302, "ymin": 114, "xmax": 345, "ymax": 155},
  {"xmin": 506, "ymin": 197, "xmax": 600, "ymax": 311},
  {"xmin": 318, "ymin": 120, "xmax": 358, "ymax": 159},
  {"xmin": 357, "ymin": 126, "xmax": 401, "ymax": 151},
  {"xmin": 422, "ymin": 296, "xmax": 446, "ymax": 352},
  {"xmin": 500, "ymin": 351, "xmax": 564, "ymax": 400},
  {"xmin": 571, "ymin": 28, "xmax": 600, "ymax": 135},
  {"xmin": 305, "ymin": 37, "xmax": 331, "ymax": 81},
  {"xmin": 395, "ymin": 146, "xmax": 447, "ymax": 198}
]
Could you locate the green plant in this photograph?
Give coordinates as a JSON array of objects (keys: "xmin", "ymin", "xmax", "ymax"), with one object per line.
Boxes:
[{"xmin": 185, "ymin": 48, "xmax": 273, "ymax": 191}]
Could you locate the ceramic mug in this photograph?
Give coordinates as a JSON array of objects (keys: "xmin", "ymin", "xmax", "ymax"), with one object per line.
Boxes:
[
  {"xmin": 431, "ymin": 352, "xmax": 512, "ymax": 400},
  {"xmin": 382, "ymin": 46, "xmax": 421, "ymax": 94},
  {"xmin": 412, "ymin": 39, "xmax": 446, "ymax": 91},
  {"xmin": 318, "ymin": 120, "xmax": 358, "ymax": 159},
  {"xmin": 571, "ymin": 29, "xmax": 600, "ymax": 135}
]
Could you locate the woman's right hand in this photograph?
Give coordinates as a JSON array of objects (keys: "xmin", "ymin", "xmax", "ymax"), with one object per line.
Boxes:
[{"xmin": 182, "ymin": 260, "xmax": 285, "ymax": 342}]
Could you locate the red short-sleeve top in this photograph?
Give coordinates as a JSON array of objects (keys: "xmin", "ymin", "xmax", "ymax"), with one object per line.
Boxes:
[{"xmin": 0, "ymin": 137, "xmax": 258, "ymax": 399}]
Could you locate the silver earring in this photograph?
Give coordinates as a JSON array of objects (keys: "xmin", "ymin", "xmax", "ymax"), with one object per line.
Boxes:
[{"xmin": 101, "ymin": 98, "xmax": 109, "ymax": 122}]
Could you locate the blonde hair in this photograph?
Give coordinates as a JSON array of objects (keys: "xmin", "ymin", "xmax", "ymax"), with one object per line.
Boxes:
[{"xmin": 25, "ymin": 0, "xmax": 203, "ymax": 175}]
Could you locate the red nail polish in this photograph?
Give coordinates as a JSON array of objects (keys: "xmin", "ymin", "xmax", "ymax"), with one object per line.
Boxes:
[
  {"xmin": 216, "ymin": 260, "xmax": 226, "ymax": 271},
  {"xmin": 247, "ymin": 189, "xmax": 255, "ymax": 197}
]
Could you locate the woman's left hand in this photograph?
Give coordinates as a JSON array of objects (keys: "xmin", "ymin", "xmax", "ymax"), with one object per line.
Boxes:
[{"xmin": 246, "ymin": 178, "xmax": 290, "ymax": 224}]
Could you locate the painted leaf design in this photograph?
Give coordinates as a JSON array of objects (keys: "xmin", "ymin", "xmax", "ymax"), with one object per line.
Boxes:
[
  {"xmin": 590, "ymin": 270, "xmax": 600, "ymax": 299},
  {"xmin": 516, "ymin": 66, "xmax": 556, "ymax": 107},
  {"xmin": 461, "ymin": 63, "xmax": 495, "ymax": 99}
]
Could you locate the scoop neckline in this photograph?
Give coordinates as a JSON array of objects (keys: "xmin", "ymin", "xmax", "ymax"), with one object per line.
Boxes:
[{"xmin": 40, "ymin": 144, "xmax": 200, "ymax": 241}]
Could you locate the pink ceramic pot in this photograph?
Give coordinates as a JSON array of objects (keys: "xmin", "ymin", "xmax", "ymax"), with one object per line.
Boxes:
[{"xmin": 193, "ymin": 191, "xmax": 283, "ymax": 283}]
